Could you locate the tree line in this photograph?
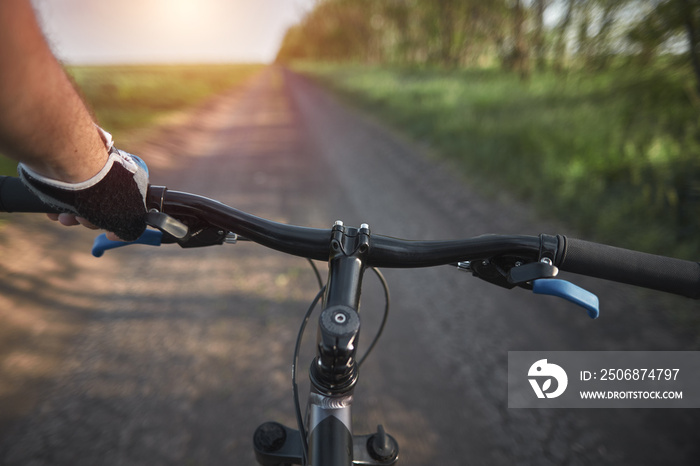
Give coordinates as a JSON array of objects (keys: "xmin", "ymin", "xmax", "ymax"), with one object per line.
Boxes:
[{"xmin": 277, "ymin": 0, "xmax": 700, "ymax": 84}]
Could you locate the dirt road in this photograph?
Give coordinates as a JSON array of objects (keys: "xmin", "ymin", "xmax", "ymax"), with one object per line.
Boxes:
[{"xmin": 0, "ymin": 67, "xmax": 698, "ymax": 465}]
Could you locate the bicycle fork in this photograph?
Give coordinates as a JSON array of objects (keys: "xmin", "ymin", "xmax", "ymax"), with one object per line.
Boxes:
[{"xmin": 253, "ymin": 222, "xmax": 399, "ymax": 466}]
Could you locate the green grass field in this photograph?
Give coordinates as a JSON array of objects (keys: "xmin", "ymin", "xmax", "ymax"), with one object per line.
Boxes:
[
  {"xmin": 294, "ymin": 62, "xmax": 700, "ymax": 259},
  {"xmin": 0, "ymin": 63, "xmax": 263, "ymax": 175}
]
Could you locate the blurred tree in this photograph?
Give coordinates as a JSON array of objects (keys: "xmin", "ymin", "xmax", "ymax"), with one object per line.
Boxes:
[
  {"xmin": 552, "ymin": 0, "xmax": 576, "ymax": 71},
  {"xmin": 532, "ymin": 0, "xmax": 553, "ymax": 70},
  {"xmin": 276, "ymin": 0, "xmax": 375, "ymax": 62},
  {"xmin": 682, "ymin": 0, "xmax": 700, "ymax": 93},
  {"xmin": 510, "ymin": 0, "xmax": 531, "ymax": 77},
  {"xmin": 628, "ymin": 0, "xmax": 700, "ymax": 92},
  {"xmin": 276, "ymin": 0, "xmax": 700, "ymax": 83}
]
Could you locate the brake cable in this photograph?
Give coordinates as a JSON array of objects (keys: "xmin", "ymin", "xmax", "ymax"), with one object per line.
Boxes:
[
  {"xmin": 292, "ymin": 284, "xmax": 324, "ymax": 465},
  {"xmin": 358, "ymin": 267, "xmax": 391, "ymax": 368}
]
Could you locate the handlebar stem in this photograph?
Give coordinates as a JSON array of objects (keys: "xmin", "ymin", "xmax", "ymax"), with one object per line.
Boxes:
[
  {"xmin": 306, "ymin": 222, "xmax": 372, "ymax": 466},
  {"xmin": 310, "ymin": 222, "xmax": 369, "ymax": 395}
]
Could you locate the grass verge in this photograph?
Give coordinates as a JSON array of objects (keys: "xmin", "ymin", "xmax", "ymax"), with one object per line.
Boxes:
[{"xmin": 293, "ymin": 62, "xmax": 700, "ymax": 260}]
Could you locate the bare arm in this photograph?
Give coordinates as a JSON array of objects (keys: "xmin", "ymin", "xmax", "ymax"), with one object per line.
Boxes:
[
  {"xmin": 0, "ymin": 0, "xmax": 108, "ymax": 183},
  {"xmin": 0, "ymin": 1, "xmax": 149, "ymax": 241}
]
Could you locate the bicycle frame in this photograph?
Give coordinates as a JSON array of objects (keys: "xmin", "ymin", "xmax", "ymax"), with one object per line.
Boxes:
[{"xmin": 254, "ymin": 222, "xmax": 399, "ymax": 466}]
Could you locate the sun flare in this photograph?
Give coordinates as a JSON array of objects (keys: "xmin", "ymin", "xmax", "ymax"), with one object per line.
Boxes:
[
  {"xmin": 167, "ymin": 0, "xmax": 202, "ymax": 24},
  {"xmin": 34, "ymin": 0, "xmax": 316, "ymax": 64}
]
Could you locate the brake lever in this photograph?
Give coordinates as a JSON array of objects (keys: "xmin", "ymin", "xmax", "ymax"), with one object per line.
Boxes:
[
  {"xmin": 145, "ymin": 211, "xmax": 188, "ymax": 239},
  {"xmin": 91, "ymin": 229, "xmax": 164, "ymax": 257},
  {"xmin": 509, "ymin": 261, "xmax": 599, "ymax": 319},
  {"xmin": 508, "ymin": 261, "xmax": 558, "ymax": 284},
  {"xmin": 91, "ymin": 211, "xmax": 188, "ymax": 257},
  {"xmin": 456, "ymin": 259, "xmax": 599, "ymax": 319},
  {"xmin": 91, "ymin": 208, "xmax": 237, "ymax": 257},
  {"xmin": 533, "ymin": 279, "xmax": 600, "ymax": 319}
]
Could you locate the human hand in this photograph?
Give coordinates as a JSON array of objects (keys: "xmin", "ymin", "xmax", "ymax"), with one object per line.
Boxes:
[
  {"xmin": 46, "ymin": 213, "xmax": 123, "ymax": 241},
  {"xmin": 19, "ymin": 146, "xmax": 149, "ymax": 242}
]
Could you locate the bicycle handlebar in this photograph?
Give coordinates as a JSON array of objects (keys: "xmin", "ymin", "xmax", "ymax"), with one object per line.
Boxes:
[
  {"xmin": 557, "ymin": 238, "xmax": 700, "ymax": 299},
  {"xmin": 1, "ymin": 176, "xmax": 698, "ymax": 300},
  {"xmin": 0, "ymin": 176, "xmax": 61, "ymax": 213},
  {"xmin": 148, "ymin": 187, "xmax": 545, "ymax": 267}
]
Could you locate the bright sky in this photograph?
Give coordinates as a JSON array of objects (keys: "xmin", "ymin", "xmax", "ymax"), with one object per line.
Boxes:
[{"xmin": 31, "ymin": 0, "xmax": 315, "ymax": 64}]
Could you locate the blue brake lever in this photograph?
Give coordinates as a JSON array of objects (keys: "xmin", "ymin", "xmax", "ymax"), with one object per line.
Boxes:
[
  {"xmin": 532, "ymin": 279, "xmax": 600, "ymax": 319},
  {"xmin": 92, "ymin": 229, "xmax": 163, "ymax": 257}
]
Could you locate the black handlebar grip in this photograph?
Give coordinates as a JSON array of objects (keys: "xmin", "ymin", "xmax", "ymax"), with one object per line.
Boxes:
[
  {"xmin": 558, "ymin": 237, "xmax": 700, "ymax": 299},
  {"xmin": 0, "ymin": 176, "xmax": 61, "ymax": 213}
]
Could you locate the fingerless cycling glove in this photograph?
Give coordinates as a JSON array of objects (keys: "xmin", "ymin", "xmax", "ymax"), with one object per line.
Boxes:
[{"xmin": 18, "ymin": 130, "xmax": 149, "ymax": 241}]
